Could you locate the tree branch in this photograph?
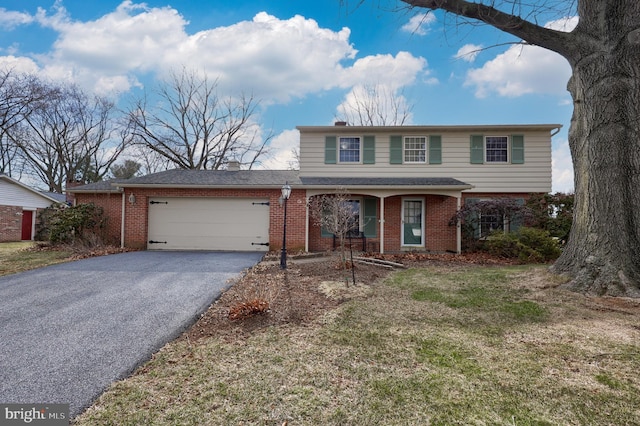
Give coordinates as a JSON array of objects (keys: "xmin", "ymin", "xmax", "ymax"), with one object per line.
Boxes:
[{"xmin": 402, "ymin": 0, "xmax": 576, "ymax": 59}]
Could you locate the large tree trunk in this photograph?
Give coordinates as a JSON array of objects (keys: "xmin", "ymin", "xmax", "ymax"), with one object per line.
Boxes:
[{"xmin": 551, "ymin": 1, "xmax": 640, "ymax": 296}]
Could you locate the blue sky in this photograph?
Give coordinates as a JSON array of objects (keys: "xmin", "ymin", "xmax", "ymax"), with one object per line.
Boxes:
[{"xmin": 0, "ymin": 0, "xmax": 575, "ymax": 192}]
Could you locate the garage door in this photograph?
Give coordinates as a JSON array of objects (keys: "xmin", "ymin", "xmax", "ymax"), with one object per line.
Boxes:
[{"xmin": 147, "ymin": 197, "xmax": 270, "ymax": 251}]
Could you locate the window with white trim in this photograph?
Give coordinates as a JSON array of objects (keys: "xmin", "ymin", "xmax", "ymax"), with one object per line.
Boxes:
[
  {"xmin": 485, "ymin": 136, "xmax": 508, "ymax": 163},
  {"xmin": 404, "ymin": 136, "xmax": 427, "ymax": 163},
  {"xmin": 339, "ymin": 137, "xmax": 361, "ymax": 163}
]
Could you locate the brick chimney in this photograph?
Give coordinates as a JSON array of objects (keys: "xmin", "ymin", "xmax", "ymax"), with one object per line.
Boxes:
[
  {"xmin": 226, "ymin": 160, "xmax": 241, "ymax": 171},
  {"xmin": 64, "ymin": 180, "xmax": 83, "ymax": 205}
]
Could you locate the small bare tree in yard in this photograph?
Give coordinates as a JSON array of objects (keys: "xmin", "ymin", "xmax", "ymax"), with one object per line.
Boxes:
[{"xmin": 308, "ymin": 188, "xmax": 360, "ymax": 285}]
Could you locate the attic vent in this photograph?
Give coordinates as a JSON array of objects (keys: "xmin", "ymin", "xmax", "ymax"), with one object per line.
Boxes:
[
  {"xmin": 334, "ymin": 121, "xmax": 347, "ymax": 126},
  {"xmin": 227, "ymin": 160, "xmax": 240, "ymax": 171}
]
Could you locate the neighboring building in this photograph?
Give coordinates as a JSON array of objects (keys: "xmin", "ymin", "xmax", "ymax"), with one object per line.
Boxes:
[
  {"xmin": 0, "ymin": 175, "xmax": 62, "ymax": 242},
  {"xmin": 67, "ymin": 123, "xmax": 560, "ymax": 253}
]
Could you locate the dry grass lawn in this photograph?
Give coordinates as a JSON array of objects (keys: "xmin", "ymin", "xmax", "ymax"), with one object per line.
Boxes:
[{"xmin": 73, "ymin": 255, "xmax": 640, "ymax": 425}]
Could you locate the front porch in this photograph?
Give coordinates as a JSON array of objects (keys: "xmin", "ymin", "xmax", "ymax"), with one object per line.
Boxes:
[{"xmin": 301, "ymin": 177, "xmax": 473, "ymax": 254}]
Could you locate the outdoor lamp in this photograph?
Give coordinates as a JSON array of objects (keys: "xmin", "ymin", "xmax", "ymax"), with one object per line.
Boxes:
[
  {"xmin": 128, "ymin": 193, "xmax": 136, "ymax": 204},
  {"xmin": 280, "ymin": 182, "xmax": 291, "ymax": 269}
]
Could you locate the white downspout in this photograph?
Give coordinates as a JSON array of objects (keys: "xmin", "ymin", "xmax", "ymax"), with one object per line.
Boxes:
[
  {"xmin": 379, "ymin": 197, "xmax": 385, "ymax": 254},
  {"xmin": 120, "ymin": 191, "xmax": 125, "ymax": 249},
  {"xmin": 305, "ymin": 195, "xmax": 309, "ymax": 252},
  {"xmin": 456, "ymin": 195, "xmax": 462, "ymax": 254}
]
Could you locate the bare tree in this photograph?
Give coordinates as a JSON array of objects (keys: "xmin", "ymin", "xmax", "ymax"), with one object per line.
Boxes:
[
  {"xmin": 0, "ymin": 71, "xmax": 47, "ymax": 177},
  {"xmin": 390, "ymin": 0, "xmax": 640, "ymax": 297},
  {"xmin": 128, "ymin": 68, "xmax": 271, "ymax": 170},
  {"xmin": 7, "ymin": 81, "xmax": 128, "ymax": 192},
  {"xmin": 308, "ymin": 188, "xmax": 360, "ymax": 285},
  {"xmin": 335, "ymin": 83, "xmax": 414, "ymax": 125}
]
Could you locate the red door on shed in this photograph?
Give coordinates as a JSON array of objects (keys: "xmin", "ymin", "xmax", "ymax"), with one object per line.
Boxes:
[{"xmin": 21, "ymin": 210, "xmax": 33, "ymax": 240}]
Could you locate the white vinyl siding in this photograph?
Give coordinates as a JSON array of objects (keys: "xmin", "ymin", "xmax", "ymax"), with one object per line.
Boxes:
[
  {"xmin": 299, "ymin": 126, "xmax": 553, "ymax": 193},
  {"xmin": 0, "ymin": 179, "xmax": 55, "ymax": 208}
]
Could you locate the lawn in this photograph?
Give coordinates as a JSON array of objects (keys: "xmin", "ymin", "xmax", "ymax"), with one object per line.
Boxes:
[
  {"xmin": 74, "ymin": 260, "xmax": 640, "ymax": 425},
  {"xmin": 0, "ymin": 241, "xmax": 72, "ymax": 276}
]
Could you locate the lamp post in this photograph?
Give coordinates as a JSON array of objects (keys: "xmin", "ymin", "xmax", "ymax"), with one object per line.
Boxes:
[{"xmin": 280, "ymin": 182, "xmax": 291, "ymax": 269}]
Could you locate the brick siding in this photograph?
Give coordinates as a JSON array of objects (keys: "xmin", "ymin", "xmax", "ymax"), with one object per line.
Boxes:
[
  {"xmin": 0, "ymin": 205, "xmax": 22, "ymax": 242},
  {"xmin": 74, "ymin": 188, "xmax": 537, "ymax": 253}
]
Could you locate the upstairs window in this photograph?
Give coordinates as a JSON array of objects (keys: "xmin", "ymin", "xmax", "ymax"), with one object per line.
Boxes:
[
  {"xmin": 470, "ymin": 134, "xmax": 524, "ymax": 164},
  {"xmin": 485, "ymin": 136, "xmax": 508, "ymax": 163},
  {"xmin": 339, "ymin": 137, "xmax": 361, "ymax": 163},
  {"xmin": 404, "ymin": 137, "xmax": 427, "ymax": 163},
  {"xmin": 390, "ymin": 135, "xmax": 441, "ymax": 164}
]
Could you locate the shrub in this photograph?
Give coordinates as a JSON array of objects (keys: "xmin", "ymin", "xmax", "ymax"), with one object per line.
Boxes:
[
  {"xmin": 39, "ymin": 203, "xmax": 106, "ymax": 245},
  {"xmin": 484, "ymin": 227, "xmax": 561, "ymax": 263},
  {"xmin": 228, "ymin": 299, "xmax": 270, "ymax": 320}
]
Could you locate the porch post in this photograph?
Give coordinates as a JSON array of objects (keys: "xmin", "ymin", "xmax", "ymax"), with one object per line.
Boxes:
[
  {"xmin": 379, "ymin": 197, "xmax": 385, "ymax": 254},
  {"xmin": 456, "ymin": 195, "xmax": 462, "ymax": 254},
  {"xmin": 305, "ymin": 195, "xmax": 309, "ymax": 252}
]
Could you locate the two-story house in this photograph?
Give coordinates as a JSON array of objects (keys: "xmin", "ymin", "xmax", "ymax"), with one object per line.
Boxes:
[{"xmin": 68, "ymin": 123, "xmax": 560, "ymax": 254}]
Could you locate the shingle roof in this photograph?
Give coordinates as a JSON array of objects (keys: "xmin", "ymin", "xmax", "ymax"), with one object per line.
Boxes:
[
  {"xmin": 300, "ymin": 177, "xmax": 472, "ymax": 188},
  {"xmin": 65, "ymin": 179, "xmax": 128, "ymax": 193},
  {"xmin": 114, "ymin": 169, "xmax": 302, "ymax": 188},
  {"xmin": 66, "ymin": 170, "xmax": 473, "ymax": 192}
]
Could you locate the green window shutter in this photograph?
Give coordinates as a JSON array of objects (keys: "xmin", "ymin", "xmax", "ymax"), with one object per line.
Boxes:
[
  {"xmin": 511, "ymin": 134, "xmax": 525, "ymax": 164},
  {"xmin": 325, "ymin": 136, "xmax": 336, "ymax": 164},
  {"xmin": 470, "ymin": 135, "xmax": 484, "ymax": 164},
  {"xmin": 363, "ymin": 135, "xmax": 375, "ymax": 164},
  {"xmin": 363, "ymin": 198, "xmax": 378, "ymax": 238},
  {"xmin": 510, "ymin": 198, "xmax": 525, "ymax": 232},
  {"xmin": 390, "ymin": 135, "xmax": 403, "ymax": 164},
  {"xmin": 465, "ymin": 198, "xmax": 481, "ymax": 239},
  {"xmin": 429, "ymin": 135, "xmax": 442, "ymax": 164}
]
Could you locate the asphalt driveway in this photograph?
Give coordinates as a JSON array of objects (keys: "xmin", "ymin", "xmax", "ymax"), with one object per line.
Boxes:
[{"xmin": 0, "ymin": 250, "xmax": 263, "ymax": 418}]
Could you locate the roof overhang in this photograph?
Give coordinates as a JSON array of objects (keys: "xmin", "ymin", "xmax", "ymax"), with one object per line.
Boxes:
[{"xmin": 297, "ymin": 123, "xmax": 563, "ymax": 133}]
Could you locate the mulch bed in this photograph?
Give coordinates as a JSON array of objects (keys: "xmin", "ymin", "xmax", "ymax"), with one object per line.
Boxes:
[{"xmin": 181, "ymin": 252, "xmax": 521, "ymax": 343}]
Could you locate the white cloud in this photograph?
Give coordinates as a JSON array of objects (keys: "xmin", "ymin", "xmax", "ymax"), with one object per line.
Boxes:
[
  {"xmin": 552, "ymin": 137, "xmax": 574, "ymax": 193},
  {"xmin": 174, "ymin": 12, "xmax": 357, "ymax": 102},
  {"xmin": 463, "ymin": 17, "xmax": 577, "ymax": 99},
  {"xmin": 0, "ymin": 8, "xmax": 33, "ymax": 30},
  {"xmin": 1, "ymin": 3, "xmax": 429, "ymax": 106},
  {"xmin": 0, "ymin": 55, "xmax": 40, "ymax": 74},
  {"xmin": 465, "ymin": 44, "xmax": 571, "ymax": 98},
  {"xmin": 454, "ymin": 44, "xmax": 483, "ymax": 63},
  {"xmin": 258, "ymin": 129, "xmax": 300, "ymax": 170},
  {"xmin": 401, "ymin": 12, "xmax": 436, "ymax": 36},
  {"xmin": 341, "ymin": 52, "xmax": 429, "ymax": 90}
]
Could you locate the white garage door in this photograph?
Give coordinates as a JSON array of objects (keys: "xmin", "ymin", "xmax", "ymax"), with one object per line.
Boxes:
[{"xmin": 147, "ymin": 197, "xmax": 270, "ymax": 251}]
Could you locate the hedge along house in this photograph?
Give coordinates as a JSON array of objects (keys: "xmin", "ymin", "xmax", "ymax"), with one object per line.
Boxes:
[
  {"xmin": 0, "ymin": 174, "xmax": 62, "ymax": 242},
  {"xmin": 67, "ymin": 123, "xmax": 560, "ymax": 254}
]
